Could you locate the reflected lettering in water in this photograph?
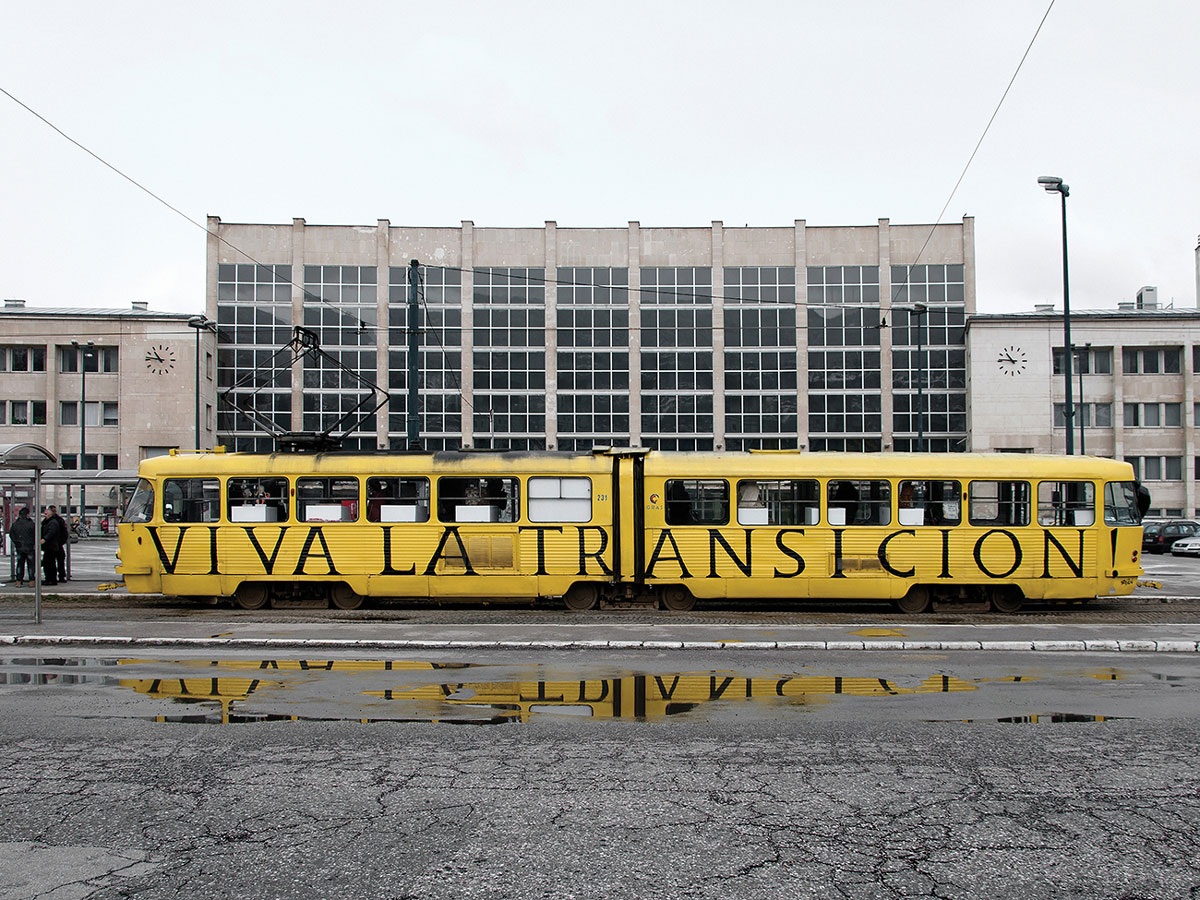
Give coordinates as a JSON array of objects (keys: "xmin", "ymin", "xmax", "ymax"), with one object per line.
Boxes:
[{"xmin": 0, "ymin": 655, "xmax": 1096, "ymax": 726}]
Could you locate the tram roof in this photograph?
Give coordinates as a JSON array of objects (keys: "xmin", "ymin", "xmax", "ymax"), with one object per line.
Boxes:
[
  {"xmin": 640, "ymin": 451, "xmax": 1134, "ymax": 481},
  {"xmin": 133, "ymin": 449, "xmax": 1134, "ymax": 482}
]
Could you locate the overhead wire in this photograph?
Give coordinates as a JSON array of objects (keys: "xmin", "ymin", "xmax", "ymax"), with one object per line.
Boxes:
[
  {"xmin": 4, "ymin": 0, "xmax": 1056, "ymax": 443},
  {"xmin": 889, "ymin": 0, "xmax": 1056, "ymax": 304},
  {"xmin": 0, "ymin": 84, "xmax": 373, "ymax": 333}
]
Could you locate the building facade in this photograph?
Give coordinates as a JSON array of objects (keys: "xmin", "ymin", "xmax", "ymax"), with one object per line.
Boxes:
[
  {"xmin": 968, "ymin": 301, "xmax": 1200, "ymax": 516},
  {"xmin": 0, "ymin": 299, "xmax": 217, "ymax": 516},
  {"xmin": 206, "ymin": 217, "xmax": 976, "ymax": 454}
]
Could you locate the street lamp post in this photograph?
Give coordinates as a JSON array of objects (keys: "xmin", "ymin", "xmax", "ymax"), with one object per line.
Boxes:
[
  {"xmin": 70, "ymin": 339, "xmax": 95, "ymax": 523},
  {"xmin": 912, "ymin": 302, "xmax": 928, "ymax": 452},
  {"xmin": 1039, "ymin": 175, "xmax": 1074, "ymax": 454},
  {"xmin": 187, "ymin": 316, "xmax": 217, "ymax": 450}
]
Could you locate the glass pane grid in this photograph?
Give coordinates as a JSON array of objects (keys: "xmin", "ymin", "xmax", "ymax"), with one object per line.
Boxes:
[{"xmin": 216, "ymin": 264, "xmax": 294, "ymax": 451}]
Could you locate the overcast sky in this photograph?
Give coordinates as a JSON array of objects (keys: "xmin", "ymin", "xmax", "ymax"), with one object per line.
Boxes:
[{"xmin": 2, "ymin": 0, "xmax": 1197, "ymax": 316}]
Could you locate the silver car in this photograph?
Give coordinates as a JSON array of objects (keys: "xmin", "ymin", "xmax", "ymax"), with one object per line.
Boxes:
[{"xmin": 1171, "ymin": 535, "xmax": 1200, "ymax": 557}]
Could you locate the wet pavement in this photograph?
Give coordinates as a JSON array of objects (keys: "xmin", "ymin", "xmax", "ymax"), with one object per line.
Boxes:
[
  {"xmin": 3, "ymin": 649, "xmax": 1197, "ymax": 727},
  {"xmin": 3, "ymin": 663, "xmax": 1200, "ymax": 899},
  {"xmin": 5, "ymin": 542, "xmax": 1200, "ymax": 898}
]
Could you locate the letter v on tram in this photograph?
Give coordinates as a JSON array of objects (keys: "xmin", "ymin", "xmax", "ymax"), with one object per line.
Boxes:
[{"xmin": 116, "ymin": 448, "xmax": 1145, "ymax": 613}]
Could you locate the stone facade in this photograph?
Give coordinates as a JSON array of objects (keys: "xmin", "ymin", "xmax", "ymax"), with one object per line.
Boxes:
[
  {"xmin": 0, "ymin": 300, "xmax": 217, "ymax": 516},
  {"xmin": 968, "ymin": 307, "xmax": 1200, "ymax": 516},
  {"xmin": 206, "ymin": 216, "xmax": 976, "ymax": 454}
]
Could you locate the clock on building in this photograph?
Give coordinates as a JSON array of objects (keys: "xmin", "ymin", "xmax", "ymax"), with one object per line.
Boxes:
[
  {"xmin": 145, "ymin": 344, "xmax": 176, "ymax": 375},
  {"xmin": 996, "ymin": 345, "xmax": 1027, "ymax": 376}
]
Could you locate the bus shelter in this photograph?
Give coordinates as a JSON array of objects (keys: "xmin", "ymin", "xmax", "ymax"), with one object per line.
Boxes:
[
  {"xmin": 0, "ymin": 443, "xmax": 60, "ymax": 624},
  {"xmin": 2, "ymin": 468, "xmax": 137, "ymax": 582}
]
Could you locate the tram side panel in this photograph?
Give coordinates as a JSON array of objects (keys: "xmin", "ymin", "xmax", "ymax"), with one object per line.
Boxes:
[
  {"xmin": 120, "ymin": 465, "xmax": 618, "ymax": 602},
  {"xmin": 634, "ymin": 464, "xmax": 1140, "ymax": 605}
]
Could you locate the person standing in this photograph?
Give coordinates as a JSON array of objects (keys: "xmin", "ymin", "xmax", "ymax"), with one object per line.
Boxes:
[
  {"xmin": 52, "ymin": 507, "xmax": 69, "ymax": 582},
  {"xmin": 9, "ymin": 508, "xmax": 35, "ymax": 587},
  {"xmin": 40, "ymin": 506, "xmax": 65, "ymax": 586}
]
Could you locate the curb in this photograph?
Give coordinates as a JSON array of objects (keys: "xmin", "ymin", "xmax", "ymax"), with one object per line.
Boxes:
[{"xmin": 1, "ymin": 635, "xmax": 1197, "ymax": 653}]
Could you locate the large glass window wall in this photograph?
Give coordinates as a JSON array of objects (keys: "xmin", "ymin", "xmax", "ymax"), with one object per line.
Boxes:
[
  {"xmin": 723, "ymin": 266, "xmax": 799, "ymax": 450},
  {"xmin": 556, "ymin": 267, "xmax": 630, "ymax": 451},
  {"xmin": 471, "ymin": 268, "xmax": 546, "ymax": 451},
  {"xmin": 806, "ymin": 266, "xmax": 883, "ymax": 452},
  {"xmin": 389, "ymin": 266, "xmax": 463, "ymax": 451},
  {"xmin": 890, "ymin": 264, "xmax": 967, "ymax": 452},
  {"xmin": 216, "ymin": 263, "xmax": 293, "ymax": 452},
  {"xmin": 640, "ymin": 267, "xmax": 714, "ymax": 451},
  {"xmin": 300, "ymin": 265, "xmax": 378, "ymax": 450}
]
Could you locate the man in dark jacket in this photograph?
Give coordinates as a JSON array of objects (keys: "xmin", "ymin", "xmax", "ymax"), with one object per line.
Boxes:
[
  {"xmin": 40, "ymin": 506, "xmax": 65, "ymax": 586},
  {"xmin": 52, "ymin": 508, "xmax": 69, "ymax": 582},
  {"xmin": 9, "ymin": 508, "xmax": 35, "ymax": 586}
]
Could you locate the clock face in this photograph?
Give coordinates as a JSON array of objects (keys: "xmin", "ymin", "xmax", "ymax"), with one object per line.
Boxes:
[
  {"xmin": 145, "ymin": 344, "xmax": 176, "ymax": 375},
  {"xmin": 996, "ymin": 345, "xmax": 1027, "ymax": 376}
]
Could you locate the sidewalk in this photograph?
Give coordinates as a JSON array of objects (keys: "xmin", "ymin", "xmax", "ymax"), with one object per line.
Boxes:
[{"xmin": 1, "ymin": 535, "xmax": 125, "ymax": 597}]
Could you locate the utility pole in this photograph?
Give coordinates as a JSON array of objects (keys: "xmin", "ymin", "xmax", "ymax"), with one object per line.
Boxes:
[{"xmin": 406, "ymin": 260, "xmax": 421, "ymax": 449}]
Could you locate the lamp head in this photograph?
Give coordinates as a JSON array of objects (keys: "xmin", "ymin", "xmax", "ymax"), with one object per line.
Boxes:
[{"xmin": 1038, "ymin": 175, "xmax": 1068, "ymax": 196}]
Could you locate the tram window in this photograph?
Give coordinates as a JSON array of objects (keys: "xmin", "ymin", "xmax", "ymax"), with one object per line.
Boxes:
[
  {"xmin": 1104, "ymin": 482, "xmax": 1141, "ymax": 525},
  {"xmin": 1038, "ymin": 481, "xmax": 1096, "ymax": 526},
  {"xmin": 897, "ymin": 480, "xmax": 961, "ymax": 526},
  {"xmin": 438, "ymin": 477, "xmax": 519, "ymax": 523},
  {"xmin": 665, "ymin": 479, "xmax": 729, "ymax": 526},
  {"xmin": 366, "ymin": 477, "xmax": 430, "ymax": 523},
  {"xmin": 297, "ymin": 477, "xmax": 359, "ymax": 522},
  {"xmin": 827, "ymin": 480, "xmax": 891, "ymax": 526},
  {"xmin": 162, "ymin": 478, "xmax": 220, "ymax": 523},
  {"xmin": 528, "ymin": 477, "xmax": 592, "ymax": 523},
  {"xmin": 227, "ymin": 477, "xmax": 290, "ymax": 523},
  {"xmin": 736, "ymin": 479, "xmax": 819, "ymax": 525},
  {"xmin": 969, "ymin": 481, "xmax": 1031, "ymax": 527},
  {"xmin": 122, "ymin": 479, "xmax": 154, "ymax": 523}
]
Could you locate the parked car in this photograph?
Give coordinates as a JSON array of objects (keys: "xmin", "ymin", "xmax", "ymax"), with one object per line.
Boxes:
[
  {"xmin": 1171, "ymin": 534, "xmax": 1200, "ymax": 557},
  {"xmin": 1144, "ymin": 519, "xmax": 1200, "ymax": 554}
]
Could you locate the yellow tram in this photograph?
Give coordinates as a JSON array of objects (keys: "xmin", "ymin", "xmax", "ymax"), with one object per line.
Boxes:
[{"xmin": 116, "ymin": 448, "xmax": 1144, "ymax": 613}]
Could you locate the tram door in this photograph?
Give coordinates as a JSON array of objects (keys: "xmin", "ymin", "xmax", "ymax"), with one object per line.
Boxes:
[{"xmin": 432, "ymin": 474, "xmax": 554, "ymax": 598}]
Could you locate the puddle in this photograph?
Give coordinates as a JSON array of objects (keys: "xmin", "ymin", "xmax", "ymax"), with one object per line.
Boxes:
[{"xmin": 0, "ymin": 656, "xmax": 1139, "ymax": 726}]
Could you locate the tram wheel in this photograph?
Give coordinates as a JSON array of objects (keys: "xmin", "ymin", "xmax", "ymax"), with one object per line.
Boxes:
[
  {"xmin": 896, "ymin": 586, "xmax": 930, "ymax": 614},
  {"xmin": 661, "ymin": 586, "xmax": 695, "ymax": 612},
  {"xmin": 990, "ymin": 588, "xmax": 1024, "ymax": 614},
  {"xmin": 234, "ymin": 583, "xmax": 269, "ymax": 610},
  {"xmin": 563, "ymin": 583, "xmax": 599, "ymax": 611},
  {"xmin": 330, "ymin": 584, "xmax": 364, "ymax": 610}
]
